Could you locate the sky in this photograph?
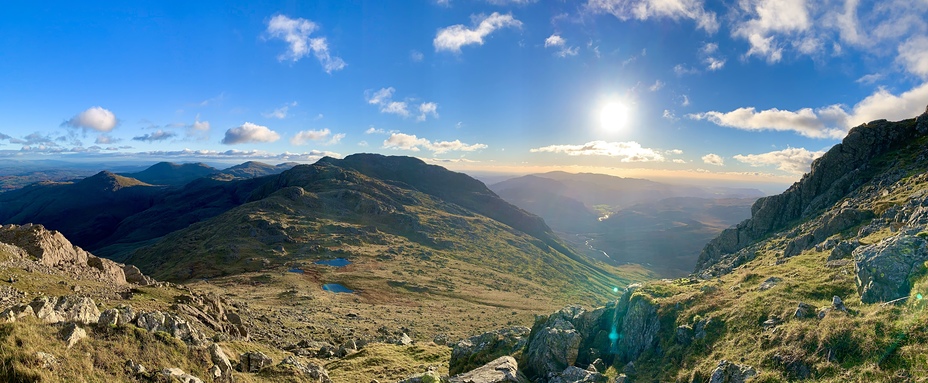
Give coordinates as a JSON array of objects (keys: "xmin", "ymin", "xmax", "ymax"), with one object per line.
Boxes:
[{"xmin": 2, "ymin": 0, "xmax": 928, "ymax": 190}]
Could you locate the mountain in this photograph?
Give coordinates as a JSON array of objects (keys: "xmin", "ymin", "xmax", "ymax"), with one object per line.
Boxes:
[
  {"xmin": 490, "ymin": 172, "xmax": 761, "ymax": 277},
  {"xmin": 121, "ymin": 162, "xmax": 220, "ymax": 186},
  {"xmin": 215, "ymin": 161, "xmax": 299, "ymax": 180},
  {"xmin": 434, "ymin": 111, "xmax": 928, "ymax": 382},
  {"xmin": 120, "ymin": 154, "xmax": 629, "ymax": 303},
  {"xmin": 0, "ymin": 171, "xmax": 165, "ymax": 249}
]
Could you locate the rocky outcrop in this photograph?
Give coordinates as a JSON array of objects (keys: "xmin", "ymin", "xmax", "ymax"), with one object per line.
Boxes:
[
  {"xmin": 239, "ymin": 351, "xmax": 273, "ymax": 373},
  {"xmin": 59, "ymin": 322, "xmax": 87, "ymax": 349},
  {"xmin": 98, "ymin": 305, "xmax": 136, "ymax": 326},
  {"xmin": 546, "ymin": 366, "xmax": 608, "ymax": 383},
  {"xmin": 208, "ymin": 344, "xmax": 235, "ymax": 383},
  {"xmin": 277, "ymin": 355, "xmax": 332, "ymax": 383},
  {"xmin": 854, "ymin": 234, "xmax": 928, "ymax": 303},
  {"xmin": 161, "ymin": 367, "xmax": 205, "ymax": 383},
  {"xmin": 450, "ymin": 326, "xmax": 530, "ymax": 375},
  {"xmin": 524, "ymin": 307, "xmax": 584, "ymax": 379},
  {"xmin": 3, "ymin": 295, "xmax": 101, "ymax": 324},
  {"xmin": 173, "ymin": 292, "xmax": 249, "ymax": 339},
  {"xmin": 135, "ymin": 311, "xmax": 207, "ymax": 346},
  {"xmin": 0, "ymin": 224, "xmax": 156, "ymax": 286},
  {"xmin": 708, "ymin": 360, "xmax": 756, "ymax": 383},
  {"xmin": 696, "ymin": 114, "xmax": 927, "ymax": 275},
  {"xmin": 449, "ymin": 356, "xmax": 529, "ymax": 383}
]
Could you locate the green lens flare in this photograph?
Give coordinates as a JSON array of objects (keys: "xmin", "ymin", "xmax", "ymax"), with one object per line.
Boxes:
[
  {"xmin": 613, "ymin": 287, "xmax": 619, "ymax": 293},
  {"xmin": 917, "ymin": 293, "xmax": 923, "ymax": 300}
]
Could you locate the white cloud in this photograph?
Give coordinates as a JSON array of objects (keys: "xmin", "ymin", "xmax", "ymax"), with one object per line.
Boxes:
[
  {"xmin": 265, "ymin": 14, "xmax": 345, "ymax": 73},
  {"xmin": 855, "ymin": 73, "xmax": 883, "ymax": 84},
  {"xmin": 365, "ymin": 127, "xmax": 386, "ymax": 135},
  {"xmin": 649, "ymin": 80, "xmax": 664, "ymax": 91},
  {"xmin": 290, "ymin": 128, "xmax": 343, "ymax": 145},
  {"xmin": 382, "ymin": 133, "xmax": 487, "ymax": 154},
  {"xmin": 365, "ymin": 87, "xmax": 439, "ymax": 121},
  {"xmin": 705, "ymin": 57, "xmax": 726, "ymax": 70},
  {"xmin": 418, "ymin": 102, "xmax": 439, "ymax": 121},
  {"xmin": 263, "ymin": 102, "xmax": 297, "ymax": 119},
  {"xmin": 734, "ymin": 147, "xmax": 825, "ymax": 174},
  {"xmin": 410, "ymin": 50, "xmax": 424, "ymax": 62},
  {"xmin": 667, "ymin": 149, "xmax": 683, "ymax": 154},
  {"xmin": 688, "ymin": 106, "xmax": 846, "ymax": 139},
  {"xmin": 133, "ymin": 130, "xmax": 176, "ymax": 142},
  {"xmin": 586, "ymin": 0, "xmax": 719, "ymax": 33},
  {"xmin": 221, "ymin": 122, "xmax": 281, "ymax": 145},
  {"xmin": 544, "ymin": 34, "xmax": 565, "ymax": 47},
  {"xmin": 732, "ymin": 0, "xmax": 811, "ymax": 63},
  {"xmin": 897, "ymin": 36, "xmax": 928, "ymax": 78},
  {"xmin": 434, "ymin": 12, "xmax": 522, "ymax": 53},
  {"xmin": 690, "ymin": 82, "xmax": 928, "ymax": 139},
  {"xmin": 529, "ymin": 140, "xmax": 665, "ymax": 162},
  {"xmin": 672, "ymin": 159, "xmax": 687, "ymax": 164},
  {"xmin": 701, "ymin": 153, "xmax": 724, "ymax": 166},
  {"xmin": 681, "ymin": 95, "xmax": 690, "ymax": 106},
  {"xmin": 63, "ymin": 106, "xmax": 117, "ymax": 132},
  {"xmin": 358, "ymin": 140, "xmax": 369, "ymax": 147},
  {"xmin": 674, "ymin": 64, "xmax": 699, "ymax": 76},
  {"xmin": 662, "ymin": 109, "xmax": 678, "ymax": 121}
]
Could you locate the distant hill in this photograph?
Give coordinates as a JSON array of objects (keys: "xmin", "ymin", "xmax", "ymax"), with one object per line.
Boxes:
[
  {"xmin": 214, "ymin": 161, "xmax": 298, "ymax": 180},
  {"xmin": 121, "ymin": 162, "xmax": 219, "ymax": 186},
  {"xmin": 0, "ymin": 171, "xmax": 164, "ymax": 249},
  {"xmin": 490, "ymin": 172, "xmax": 762, "ymax": 277}
]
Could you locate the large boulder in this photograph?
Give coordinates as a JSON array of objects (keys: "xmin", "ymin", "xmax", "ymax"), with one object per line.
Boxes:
[
  {"xmin": 239, "ymin": 351, "xmax": 273, "ymax": 373},
  {"xmin": 98, "ymin": 305, "xmax": 136, "ymax": 326},
  {"xmin": 449, "ymin": 356, "xmax": 529, "ymax": 383},
  {"xmin": 87, "ymin": 255, "xmax": 128, "ymax": 285},
  {"xmin": 450, "ymin": 326, "xmax": 531, "ymax": 375},
  {"xmin": 161, "ymin": 367, "xmax": 204, "ymax": 383},
  {"xmin": 123, "ymin": 264, "xmax": 157, "ymax": 286},
  {"xmin": 59, "ymin": 323, "xmax": 87, "ymax": 349},
  {"xmin": 134, "ymin": 311, "xmax": 206, "ymax": 345},
  {"xmin": 53, "ymin": 296, "xmax": 100, "ymax": 324},
  {"xmin": 524, "ymin": 307, "xmax": 583, "ymax": 379},
  {"xmin": 277, "ymin": 355, "xmax": 332, "ymax": 383},
  {"xmin": 854, "ymin": 234, "xmax": 928, "ymax": 303}
]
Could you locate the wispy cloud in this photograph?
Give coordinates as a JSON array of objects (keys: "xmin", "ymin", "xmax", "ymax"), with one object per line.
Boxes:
[
  {"xmin": 585, "ymin": 0, "xmax": 719, "ymax": 33},
  {"xmin": 290, "ymin": 128, "xmax": 345, "ymax": 146},
  {"xmin": 530, "ymin": 140, "xmax": 665, "ymax": 162},
  {"xmin": 734, "ymin": 147, "xmax": 825, "ymax": 174},
  {"xmin": 434, "ymin": 12, "xmax": 522, "ymax": 53},
  {"xmin": 544, "ymin": 34, "xmax": 578, "ymax": 57},
  {"xmin": 132, "ymin": 130, "xmax": 177, "ymax": 142},
  {"xmin": 382, "ymin": 133, "xmax": 487, "ymax": 154},
  {"xmin": 263, "ymin": 101, "xmax": 298, "ymax": 119},
  {"xmin": 265, "ymin": 14, "xmax": 346, "ymax": 73},
  {"xmin": 365, "ymin": 87, "xmax": 440, "ymax": 121}
]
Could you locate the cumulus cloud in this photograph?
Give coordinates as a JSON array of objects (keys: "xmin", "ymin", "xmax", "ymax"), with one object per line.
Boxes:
[
  {"xmin": 221, "ymin": 122, "xmax": 281, "ymax": 145},
  {"xmin": 530, "ymin": 141, "xmax": 665, "ymax": 162},
  {"xmin": 130, "ymin": 148, "xmax": 341, "ymax": 162},
  {"xmin": 365, "ymin": 127, "xmax": 387, "ymax": 135},
  {"xmin": 434, "ymin": 12, "xmax": 522, "ymax": 53},
  {"xmin": 63, "ymin": 106, "xmax": 117, "ymax": 132},
  {"xmin": 586, "ymin": 0, "xmax": 719, "ymax": 33},
  {"xmin": 365, "ymin": 87, "xmax": 439, "ymax": 121},
  {"xmin": 690, "ymin": 82, "xmax": 928, "ymax": 139},
  {"xmin": 265, "ymin": 14, "xmax": 345, "ymax": 73},
  {"xmin": 132, "ymin": 130, "xmax": 177, "ymax": 142},
  {"xmin": 701, "ymin": 153, "xmax": 724, "ymax": 166},
  {"xmin": 544, "ymin": 34, "xmax": 578, "ymax": 57},
  {"xmin": 734, "ymin": 147, "xmax": 825, "ymax": 174},
  {"xmin": 732, "ymin": 0, "xmax": 811, "ymax": 63},
  {"xmin": 290, "ymin": 128, "xmax": 345, "ymax": 146},
  {"xmin": 382, "ymin": 133, "xmax": 487, "ymax": 154}
]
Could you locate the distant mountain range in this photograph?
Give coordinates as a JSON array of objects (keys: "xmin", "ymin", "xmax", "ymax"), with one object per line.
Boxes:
[
  {"xmin": 490, "ymin": 172, "xmax": 763, "ymax": 277},
  {"xmin": 0, "ymin": 155, "xmax": 636, "ymax": 304}
]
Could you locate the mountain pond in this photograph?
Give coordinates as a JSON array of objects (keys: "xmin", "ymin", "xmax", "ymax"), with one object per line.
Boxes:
[
  {"xmin": 314, "ymin": 258, "xmax": 352, "ymax": 267},
  {"xmin": 322, "ymin": 284, "xmax": 354, "ymax": 294}
]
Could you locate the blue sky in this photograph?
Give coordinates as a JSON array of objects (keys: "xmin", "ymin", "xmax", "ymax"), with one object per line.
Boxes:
[{"xmin": 2, "ymin": 0, "xmax": 928, "ymax": 189}]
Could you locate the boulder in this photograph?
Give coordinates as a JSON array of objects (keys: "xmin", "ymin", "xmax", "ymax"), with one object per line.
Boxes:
[
  {"xmin": 278, "ymin": 355, "xmax": 332, "ymax": 383},
  {"xmin": 854, "ymin": 234, "xmax": 928, "ymax": 303},
  {"xmin": 134, "ymin": 311, "xmax": 206, "ymax": 345},
  {"xmin": 398, "ymin": 371, "xmax": 442, "ymax": 383},
  {"xmin": 239, "ymin": 351, "xmax": 273, "ymax": 373},
  {"xmin": 29, "ymin": 296, "xmax": 65, "ymax": 323},
  {"xmin": 0, "ymin": 304, "xmax": 35, "ymax": 323},
  {"xmin": 708, "ymin": 360, "xmax": 757, "ymax": 383},
  {"xmin": 208, "ymin": 344, "xmax": 235, "ymax": 383},
  {"xmin": 450, "ymin": 326, "xmax": 531, "ymax": 375},
  {"xmin": 828, "ymin": 240, "xmax": 859, "ymax": 261},
  {"xmin": 449, "ymin": 356, "xmax": 528, "ymax": 383},
  {"xmin": 125, "ymin": 360, "xmax": 147, "ymax": 375},
  {"xmin": 86, "ymin": 256, "xmax": 127, "ymax": 285},
  {"xmin": 36, "ymin": 352, "xmax": 58, "ymax": 369},
  {"xmin": 162, "ymin": 367, "xmax": 205, "ymax": 383},
  {"xmin": 98, "ymin": 305, "xmax": 136, "ymax": 326},
  {"xmin": 123, "ymin": 264, "xmax": 157, "ymax": 286},
  {"xmin": 794, "ymin": 302, "xmax": 813, "ymax": 319},
  {"xmin": 524, "ymin": 307, "xmax": 583, "ymax": 378},
  {"xmin": 398, "ymin": 333, "xmax": 414, "ymax": 346},
  {"xmin": 54, "ymin": 296, "xmax": 100, "ymax": 324},
  {"xmin": 59, "ymin": 323, "xmax": 87, "ymax": 349},
  {"xmin": 547, "ymin": 366, "xmax": 608, "ymax": 383}
]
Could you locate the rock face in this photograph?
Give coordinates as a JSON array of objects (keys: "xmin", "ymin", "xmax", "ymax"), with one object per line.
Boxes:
[
  {"xmin": 696, "ymin": 115, "xmax": 927, "ymax": 275},
  {"xmin": 524, "ymin": 307, "xmax": 584, "ymax": 379},
  {"xmin": 10, "ymin": 295, "xmax": 101, "ymax": 324},
  {"xmin": 208, "ymin": 344, "xmax": 235, "ymax": 383},
  {"xmin": 708, "ymin": 360, "xmax": 757, "ymax": 383},
  {"xmin": 0, "ymin": 224, "xmax": 156, "ymax": 286},
  {"xmin": 449, "ymin": 356, "xmax": 529, "ymax": 383},
  {"xmin": 135, "ymin": 311, "xmax": 206, "ymax": 346},
  {"xmin": 239, "ymin": 351, "xmax": 273, "ymax": 373},
  {"xmin": 854, "ymin": 235, "xmax": 928, "ymax": 303},
  {"xmin": 450, "ymin": 326, "xmax": 531, "ymax": 375}
]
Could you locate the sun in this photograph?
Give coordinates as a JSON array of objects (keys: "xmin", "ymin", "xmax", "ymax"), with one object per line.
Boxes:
[{"xmin": 599, "ymin": 101, "xmax": 629, "ymax": 132}]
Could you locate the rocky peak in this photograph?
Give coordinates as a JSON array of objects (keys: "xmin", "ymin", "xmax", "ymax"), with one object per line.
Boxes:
[
  {"xmin": 76, "ymin": 170, "xmax": 149, "ymax": 192},
  {"xmin": 696, "ymin": 110, "xmax": 928, "ymax": 274}
]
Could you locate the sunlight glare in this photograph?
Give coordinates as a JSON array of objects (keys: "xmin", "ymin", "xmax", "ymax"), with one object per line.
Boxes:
[{"xmin": 600, "ymin": 101, "xmax": 629, "ymax": 132}]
